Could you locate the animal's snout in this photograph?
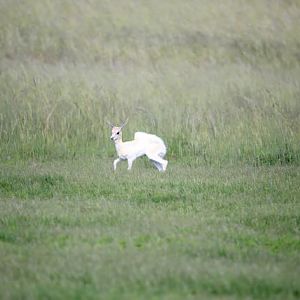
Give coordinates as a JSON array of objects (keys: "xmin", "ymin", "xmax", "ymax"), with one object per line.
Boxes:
[{"xmin": 110, "ymin": 134, "xmax": 117, "ymax": 141}]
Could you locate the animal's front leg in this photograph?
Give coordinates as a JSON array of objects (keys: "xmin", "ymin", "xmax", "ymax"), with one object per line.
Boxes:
[
  {"xmin": 127, "ymin": 158, "xmax": 135, "ymax": 170},
  {"xmin": 113, "ymin": 158, "xmax": 121, "ymax": 171}
]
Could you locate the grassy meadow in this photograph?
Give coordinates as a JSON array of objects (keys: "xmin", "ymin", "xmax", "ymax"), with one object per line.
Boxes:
[{"xmin": 0, "ymin": 0, "xmax": 300, "ymax": 299}]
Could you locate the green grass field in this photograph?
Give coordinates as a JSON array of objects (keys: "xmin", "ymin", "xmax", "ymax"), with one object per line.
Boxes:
[
  {"xmin": 1, "ymin": 159, "xmax": 299, "ymax": 299},
  {"xmin": 0, "ymin": 0, "xmax": 300, "ymax": 299}
]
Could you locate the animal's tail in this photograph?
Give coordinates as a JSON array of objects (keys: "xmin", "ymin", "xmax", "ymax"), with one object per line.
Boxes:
[
  {"xmin": 158, "ymin": 142, "xmax": 167, "ymax": 158},
  {"xmin": 148, "ymin": 134, "xmax": 166, "ymax": 158}
]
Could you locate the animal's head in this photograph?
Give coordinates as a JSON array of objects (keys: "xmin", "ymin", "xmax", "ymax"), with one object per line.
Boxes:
[{"xmin": 107, "ymin": 119, "xmax": 128, "ymax": 142}]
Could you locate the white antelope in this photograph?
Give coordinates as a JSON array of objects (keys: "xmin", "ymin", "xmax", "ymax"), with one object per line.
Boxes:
[{"xmin": 107, "ymin": 120, "xmax": 168, "ymax": 172}]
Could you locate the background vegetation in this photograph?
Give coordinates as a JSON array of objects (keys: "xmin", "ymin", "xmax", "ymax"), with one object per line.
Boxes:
[
  {"xmin": 0, "ymin": 0, "xmax": 299, "ymax": 299},
  {"xmin": 0, "ymin": 0, "xmax": 299, "ymax": 164}
]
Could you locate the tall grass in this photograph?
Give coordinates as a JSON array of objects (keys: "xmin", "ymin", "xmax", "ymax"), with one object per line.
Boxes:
[{"xmin": 0, "ymin": 0, "xmax": 300, "ymax": 164}]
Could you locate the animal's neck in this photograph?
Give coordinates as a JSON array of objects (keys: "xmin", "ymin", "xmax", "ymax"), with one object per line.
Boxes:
[{"xmin": 114, "ymin": 138, "xmax": 123, "ymax": 151}]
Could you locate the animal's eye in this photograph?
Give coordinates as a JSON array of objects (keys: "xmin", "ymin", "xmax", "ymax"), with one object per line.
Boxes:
[{"xmin": 117, "ymin": 132, "xmax": 120, "ymax": 135}]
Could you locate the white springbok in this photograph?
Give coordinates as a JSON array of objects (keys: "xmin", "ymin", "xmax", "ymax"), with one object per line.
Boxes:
[{"xmin": 108, "ymin": 120, "xmax": 168, "ymax": 172}]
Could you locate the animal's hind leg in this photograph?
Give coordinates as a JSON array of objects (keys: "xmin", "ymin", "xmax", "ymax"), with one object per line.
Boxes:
[
  {"xmin": 150, "ymin": 159, "xmax": 163, "ymax": 171},
  {"xmin": 147, "ymin": 153, "xmax": 168, "ymax": 172}
]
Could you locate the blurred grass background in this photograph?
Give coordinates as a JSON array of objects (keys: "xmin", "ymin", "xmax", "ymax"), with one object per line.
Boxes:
[
  {"xmin": 1, "ymin": 2, "xmax": 300, "ymax": 299},
  {"xmin": 0, "ymin": 0, "xmax": 299, "ymax": 164}
]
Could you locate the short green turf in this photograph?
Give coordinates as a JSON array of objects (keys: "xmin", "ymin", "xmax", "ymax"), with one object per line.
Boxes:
[{"xmin": 0, "ymin": 159, "xmax": 299, "ymax": 299}]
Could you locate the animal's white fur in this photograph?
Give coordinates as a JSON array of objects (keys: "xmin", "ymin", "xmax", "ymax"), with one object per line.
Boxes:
[{"xmin": 109, "ymin": 124, "xmax": 168, "ymax": 172}]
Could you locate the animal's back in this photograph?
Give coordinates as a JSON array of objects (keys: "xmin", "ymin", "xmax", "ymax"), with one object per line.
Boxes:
[{"xmin": 134, "ymin": 132, "xmax": 167, "ymax": 157}]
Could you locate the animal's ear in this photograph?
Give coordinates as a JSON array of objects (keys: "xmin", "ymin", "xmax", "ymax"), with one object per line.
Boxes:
[
  {"xmin": 106, "ymin": 120, "xmax": 114, "ymax": 128},
  {"xmin": 120, "ymin": 118, "xmax": 129, "ymax": 129}
]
